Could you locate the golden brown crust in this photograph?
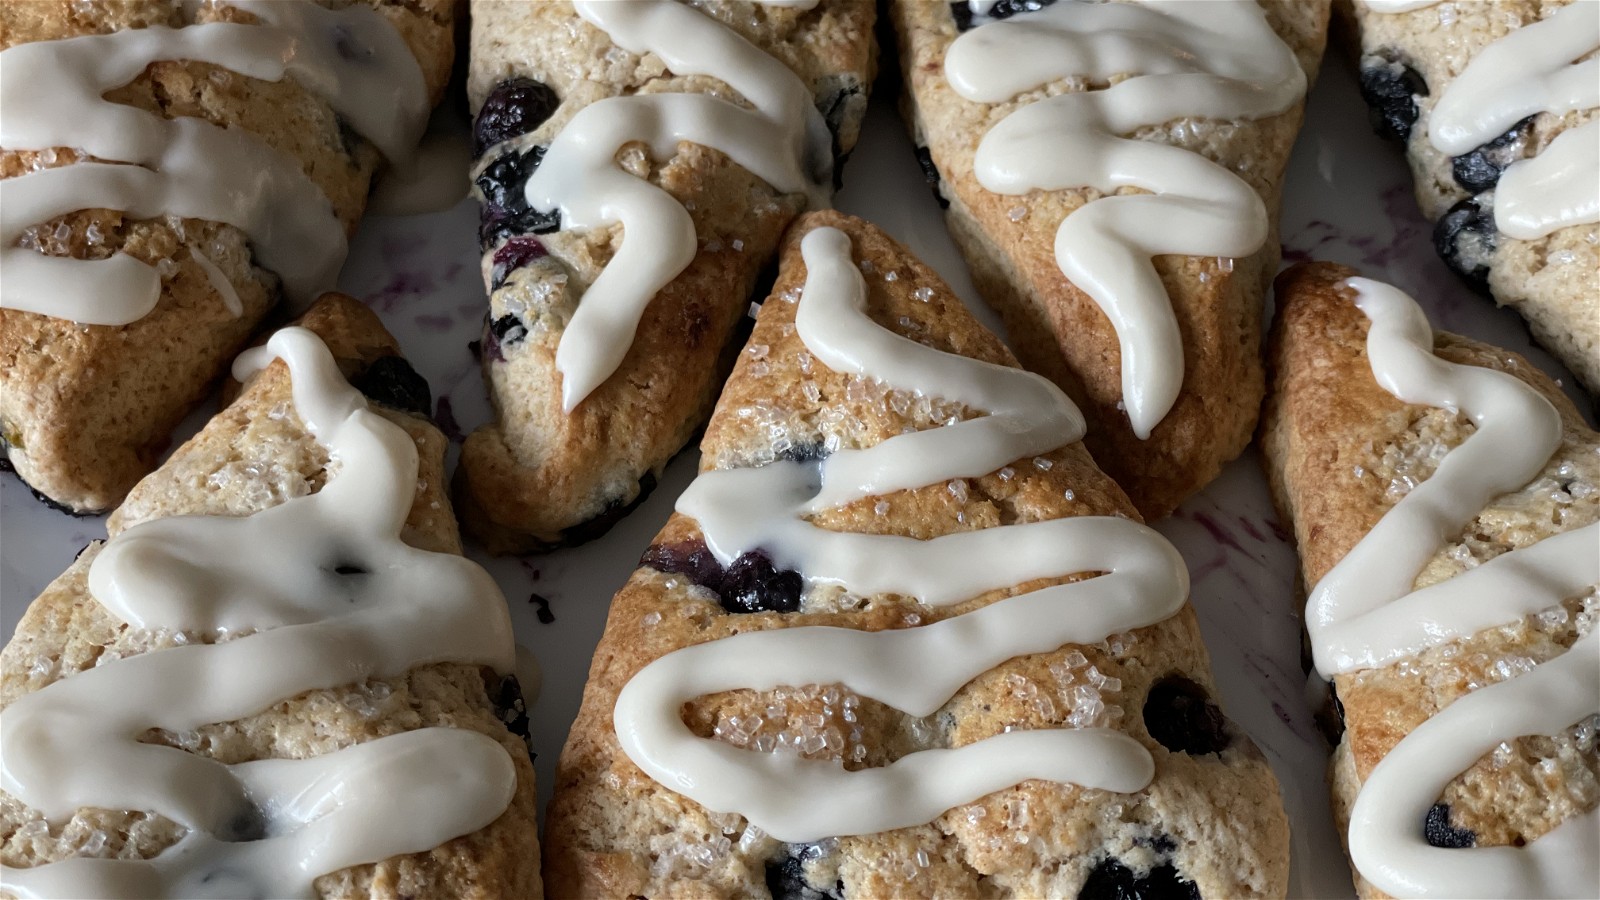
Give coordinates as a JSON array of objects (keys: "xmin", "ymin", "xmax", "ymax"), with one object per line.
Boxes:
[
  {"xmin": 0, "ymin": 294, "xmax": 542, "ymax": 899},
  {"xmin": 0, "ymin": 0, "xmax": 455, "ymax": 514},
  {"xmin": 543, "ymin": 211, "xmax": 1288, "ymax": 899},
  {"xmin": 1260, "ymin": 261, "xmax": 1600, "ymax": 899},
  {"xmin": 456, "ymin": 0, "xmax": 878, "ymax": 554},
  {"xmin": 890, "ymin": 0, "xmax": 1331, "ymax": 519}
]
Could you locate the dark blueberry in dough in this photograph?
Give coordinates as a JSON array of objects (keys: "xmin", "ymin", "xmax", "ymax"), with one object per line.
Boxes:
[
  {"xmin": 490, "ymin": 237, "xmax": 549, "ymax": 291},
  {"xmin": 558, "ymin": 472, "xmax": 659, "ymax": 547},
  {"xmin": 332, "ymin": 563, "xmax": 369, "ymax": 576},
  {"xmin": 352, "ymin": 355, "xmax": 432, "ymax": 419},
  {"xmin": 952, "ymin": 0, "xmax": 1058, "ymax": 30},
  {"xmin": 1452, "ymin": 116, "xmax": 1534, "ymax": 194},
  {"xmin": 1080, "ymin": 859, "xmax": 1201, "ymax": 900},
  {"xmin": 335, "ymin": 114, "xmax": 365, "ymax": 161},
  {"xmin": 474, "ymin": 77, "xmax": 560, "ymax": 158},
  {"xmin": 491, "ymin": 313, "xmax": 528, "ymax": 348},
  {"xmin": 1315, "ymin": 679, "xmax": 1347, "ymax": 745},
  {"xmin": 720, "ymin": 552, "xmax": 804, "ymax": 614},
  {"xmin": 475, "ymin": 147, "xmax": 560, "ymax": 250},
  {"xmin": 641, "ymin": 540, "xmax": 804, "ymax": 614},
  {"xmin": 641, "ymin": 539, "xmax": 728, "ymax": 590},
  {"xmin": 913, "ymin": 145, "xmax": 950, "ymax": 209},
  {"xmin": 1433, "ymin": 196, "xmax": 1496, "ymax": 291},
  {"xmin": 1424, "ymin": 803, "xmax": 1476, "ymax": 849},
  {"xmin": 766, "ymin": 846, "xmax": 842, "ymax": 900},
  {"xmin": 949, "ymin": 1, "xmax": 976, "ymax": 31},
  {"xmin": 778, "ymin": 440, "xmax": 830, "ymax": 463},
  {"xmin": 1359, "ymin": 51, "xmax": 1429, "ymax": 143},
  {"xmin": 1143, "ymin": 675, "xmax": 1231, "ymax": 756},
  {"xmin": 491, "ymin": 674, "xmax": 535, "ymax": 760}
]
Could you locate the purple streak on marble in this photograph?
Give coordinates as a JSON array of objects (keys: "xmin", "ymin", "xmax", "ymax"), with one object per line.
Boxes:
[
  {"xmin": 444, "ymin": 260, "xmax": 465, "ymax": 283},
  {"xmin": 1191, "ymin": 509, "xmax": 1250, "ymax": 557},
  {"xmin": 414, "ymin": 313, "xmax": 454, "ymax": 332},
  {"xmin": 365, "ymin": 269, "xmax": 439, "ymax": 314}
]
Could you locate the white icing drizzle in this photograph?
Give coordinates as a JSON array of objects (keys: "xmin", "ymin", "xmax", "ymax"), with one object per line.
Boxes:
[
  {"xmin": 942, "ymin": 1, "xmax": 1305, "ymax": 439},
  {"xmin": 613, "ymin": 226, "xmax": 1189, "ymax": 843},
  {"xmin": 1309, "ymin": 277, "xmax": 1599, "ymax": 899},
  {"xmin": 0, "ymin": 0, "xmax": 429, "ymax": 326},
  {"xmin": 1368, "ymin": 0, "xmax": 1600, "ymax": 240},
  {"xmin": 0, "ymin": 328, "xmax": 518, "ymax": 899},
  {"xmin": 524, "ymin": 0, "xmax": 832, "ymax": 411}
]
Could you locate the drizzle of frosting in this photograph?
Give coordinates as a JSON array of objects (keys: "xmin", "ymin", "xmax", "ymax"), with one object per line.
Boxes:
[
  {"xmin": 0, "ymin": 328, "xmax": 517, "ymax": 899},
  {"xmin": 1309, "ymin": 277, "xmax": 1599, "ymax": 899},
  {"xmin": 0, "ymin": 0, "xmax": 428, "ymax": 326},
  {"xmin": 522, "ymin": 0, "xmax": 832, "ymax": 411},
  {"xmin": 613, "ymin": 226, "xmax": 1188, "ymax": 843},
  {"xmin": 942, "ymin": 1, "xmax": 1305, "ymax": 438}
]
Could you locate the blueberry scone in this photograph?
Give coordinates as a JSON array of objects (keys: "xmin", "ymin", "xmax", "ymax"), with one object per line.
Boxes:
[
  {"xmin": 1260, "ymin": 261, "xmax": 1598, "ymax": 898},
  {"xmin": 890, "ymin": 0, "xmax": 1330, "ymax": 519},
  {"xmin": 1349, "ymin": 1, "xmax": 1599, "ymax": 396},
  {"xmin": 542, "ymin": 212, "xmax": 1288, "ymax": 899},
  {"xmin": 459, "ymin": 0, "xmax": 876, "ymax": 554},
  {"xmin": 0, "ymin": 0, "xmax": 454, "ymax": 514},
  {"xmin": 0, "ymin": 296, "xmax": 541, "ymax": 898}
]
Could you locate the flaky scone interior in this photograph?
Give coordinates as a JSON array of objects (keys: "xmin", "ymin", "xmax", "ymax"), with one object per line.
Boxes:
[
  {"xmin": 543, "ymin": 211, "xmax": 1288, "ymax": 899},
  {"xmin": 1261, "ymin": 261, "xmax": 1598, "ymax": 899},
  {"xmin": 0, "ymin": 296, "xmax": 540, "ymax": 899}
]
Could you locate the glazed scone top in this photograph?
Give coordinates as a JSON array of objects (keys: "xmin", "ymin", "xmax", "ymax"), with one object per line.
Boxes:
[
  {"xmin": 613, "ymin": 226, "xmax": 1190, "ymax": 841},
  {"xmin": 1307, "ymin": 278, "xmax": 1598, "ymax": 899},
  {"xmin": 489, "ymin": 0, "xmax": 834, "ymax": 412},
  {"xmin": 1362, "ymin": 0, "xmax": 1598, "ymax": 240},
  {"xmin": 0, "ymin": 330, "xmax": 517, "ymax": 898},
  {"xmin": 940, "ymin": 0, "xmax": 1305, "ymax": 438},
  {"xmin": 0, "ymin": 0, "xmax": 429, "ymax": 326}
]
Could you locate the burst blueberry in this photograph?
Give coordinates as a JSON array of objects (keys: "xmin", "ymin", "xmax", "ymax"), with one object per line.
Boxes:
[
  {"xmin": 491, "ymin": 237, "xmax": 549, "ymax": 291},
  {"xmin": 1079, "ymin": 858, "xmax": 1201, "ymax": 900},
  {"xmin": 1359, "ymin": 51, "xmax": 1429, "ymax": 142},
  {"xmin": 476, "ymin": 147, "xmax": 560, "ymax": 250},
  {"xmin": 641, "ymin": 540, "xmax": 804, "ymax": 614},
  {"xmin": 1143, "ymin": 675, "xmax": 1231, "ymax": 756},
  {"xmin": 352, "ymin": 355, "xmax": 432, "ymax": 419},
  {"xmin": 1434, "ymin": 196, "xmax": 1496, "ymax": 291},
  {"xmin": 1452, "ymin": 116, "xmax": 1533, "ymax": 194},
  {"xmin": 1424, "ymin": 803, "xmax": 1476, "ymax": 849},
  {"xmin": 474, "ymin": 77, "xmax": 561, "ymax": 158}
]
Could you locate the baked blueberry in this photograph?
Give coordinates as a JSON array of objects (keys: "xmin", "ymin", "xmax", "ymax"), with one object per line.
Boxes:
[
  {"xmin": 1143, "ymin": 675, "xmax": 1231, "ymax": 756},
  {"xmin": 1433, "ymin": 196, "xmax": 1496, "ymax": 291},
  {"xmin": 352, "ymin": 355, "xmax": 432, "ymax": 419},
  {"xmin": 914, "ymin": 146, "xmax": 950, "ymax": 209},
  {"xmin": 480, "ymin": 314, "xmax": 528, "ymax": 364},
  {"xmin": 766, "ymin": 846, "xmax": 843, "ymax": 900},
  {"xmin": 1424, "ymin": 803, "xmax": 1476, "ymax": 849},
  {"xmin": 490, "ymin": 237, "xmax": 549, "ymax": 291},
  {"xmin": 778, "ymin": 440, "xmax": 830, "ymax": 463},
  {"xmin": 491, "ymin": 674, "xmax": 536, "ymax": 760},
  {"xmin": 474, "ymin": 77, "xmax": 561, "ymax": 158},
  {"xmin": 950, "ymin": 0, "xmax": 1057, "ymax": 31},
  {"xmin": 557, "ymin": 472, "xmax": 659, "ymax": 548},
  {"xmin": 1359, "ymin": 51, "xmax": 1429, "ymax": 143},
  {"xmin": 1079, "ymin": 858, "xmax": 1201, "ymax": 900},
  {"xmin": 1452, "ymin": 116, "xmax": 1534, "ymax": 194},
  {"xmin": 641, "ymin": 540, "xmax": 804, "ymax": 614},
  {"xmin": 476, "ymin": 147, "xmax": 560, "ymax": 250}
]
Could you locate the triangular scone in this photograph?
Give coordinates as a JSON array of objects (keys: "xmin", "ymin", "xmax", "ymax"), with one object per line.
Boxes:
[
  {"xmin": 891, "ymin": 1, "xmax": 1330, "ymax": 518},
  {"xmin": 458, "ymin": 0, "xmax": 877, "ymax": 554},
  {"xmin": 543, "ymin": 212, "xmax": 1288, "ymax": 899},
  {"xmin": 1261, "ymin": 262, "xmax": 1600, "ymax": 899},
  {"xmin": 1346, "ymin": 2, "xmax": 1600, "ymax": 394},
  {"xmin": 0, "ymin": 296, "xmax": 541, "ymax": 898},
  {"xmin": 0, "ymin": 1, "xmax": 455, "ymax": 513}
]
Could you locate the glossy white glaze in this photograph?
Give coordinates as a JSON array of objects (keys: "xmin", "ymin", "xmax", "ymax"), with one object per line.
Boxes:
[
  {"xmin": 944, "ymin": 0, "xmax": 1304, "ymax": 438},
  {"xmin": 613, "ymin": 226, "xmax": 1188, "ymax": 842},
  {"xmin": 0, "ymin": 328, "xmax": 517, "ymax": 898}
]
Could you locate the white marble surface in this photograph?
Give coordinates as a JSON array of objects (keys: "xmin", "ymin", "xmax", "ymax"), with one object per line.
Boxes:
[{"xmin": 0, "ymin": 46, "xmax": 1590, "ymax": 900}]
